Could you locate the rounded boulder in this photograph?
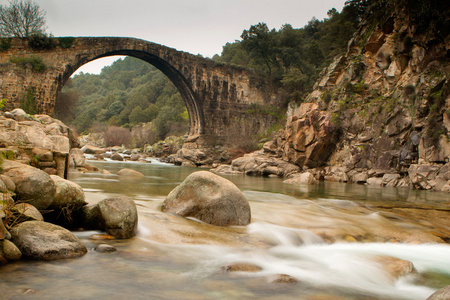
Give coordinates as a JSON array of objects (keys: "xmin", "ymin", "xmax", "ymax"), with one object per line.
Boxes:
[
  {"xmin": 1, "ymin": 160, "xmax": 55, "ymax": 210},
  {"xmin": 162, "ymin": 171, "xmax": 251, "ymax": 226},
  {"xmin": 10, "ymin": 221, "xmax": 87, "ymax": 260},
  {"xmin": 117, "ymin": 168, "xmax": 144, "ymax": 177},
  {"xmin": 83, "ymin": 196, "xmax": 138, "ymax": 239}
]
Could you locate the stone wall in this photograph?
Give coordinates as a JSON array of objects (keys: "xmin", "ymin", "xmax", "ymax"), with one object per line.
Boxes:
[{"xmin": 0, "ymin": 37, "xmax": 283, "ymax": 149}]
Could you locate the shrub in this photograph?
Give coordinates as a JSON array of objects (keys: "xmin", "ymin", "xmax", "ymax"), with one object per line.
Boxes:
[
  {"xmin": 58, "ymin": 37, "xmax": 75, "ymax": 49},
  {"xmin": 104, "ymin": 126, "xmax": 131, "ymax": 147},
  {"xmin": 0, "ymin": 98, "xmax": 7, "ymax": 111},
  {"xmin": 10, "ymin": 56, "xmax": 46, "ymax": 72},
  {"xmin": 0, "ymin": 38, "xmax": 11, "ymax": 51},
  {"xmin": 28, "ymin": 34, "xmax": 56, "ymax": 50}
]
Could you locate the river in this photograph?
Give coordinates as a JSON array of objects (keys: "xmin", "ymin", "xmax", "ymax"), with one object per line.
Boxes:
[{"xmin": 1, "ymin": 158, "xmax": 449, "ymax": 299}]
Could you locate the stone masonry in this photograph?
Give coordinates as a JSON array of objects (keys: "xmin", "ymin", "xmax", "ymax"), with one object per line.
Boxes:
[{"xmin": 0, "ymin": 37, "xmax": 282, "ymax": 148}]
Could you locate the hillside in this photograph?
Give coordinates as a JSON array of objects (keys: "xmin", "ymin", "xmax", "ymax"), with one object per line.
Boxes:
[{"xmin": 55, "ymin": 57, "xmax": 189, "ymax": 146}]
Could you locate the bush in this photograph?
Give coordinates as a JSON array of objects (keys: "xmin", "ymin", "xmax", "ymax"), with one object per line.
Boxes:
[
  {"xmin": 28, "ymin": 34, "xmax": 56, "ymax": 50},
  {"xmin": 10, "ymin": 55, "xmax": 46, "ymax": 72},
  {"xmin": 58, "ymin": 37, "xmax": 75, "ymax": 49},
  {"xmin": 0, "ymin": 98, "xmax": 7, "ymax": 111},
  {"xmin": 0, "ymin": 38, "xmax": 11, "ymax": 51},
  {"xmin": 104, "ymin": 126, "xmax": 131, "ymax": 147}
]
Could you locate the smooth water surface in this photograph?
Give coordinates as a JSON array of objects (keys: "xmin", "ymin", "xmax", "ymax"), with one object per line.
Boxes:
[{"xmin": 1, "ymin": 159, "xmax": 449, "ymax": 300}]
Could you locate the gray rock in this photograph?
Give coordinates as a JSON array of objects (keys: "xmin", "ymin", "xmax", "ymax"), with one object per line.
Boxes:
[
  {"xmin": 110, "ymin": 153, "xmax": 124, "ymax": 161},
  {"xmin": 70, "ymin": 148, "xmax": 86, "ymax": 167},
  {"xmin": 81, "ymin": 145, "xmax": 105, "ymax": 154},
  {"xmin": 50, "ymin": 175, "xmax": 86, "ymax": 210},
  {"xmin": 283, "ymin": 172, "xmax": 317, "ymax": 185},
  {"xmin": 162, "ymin": 171, "xmax": 251, "ymax": 226},
  {"xmin": 83, "ymin": 196, "xmax": 138, "ymax": 239},
  {"xmin": 0, "ymin": 209, "xmax": 11, "ymax": 240},
  {"xmin": 13, "ymin": 203, "xmax": 43, "ymax": 221},
  {"xmin": 382, "ymin": 173, "xmax": 401, "ymax": 187},
  {"xmin": 46, "ymin": 175, "xmax": 86, "ymax": 226},
  {"xmin": 0, "ymin": 239, "xmax": 22, "ymax": 261},
  {"xmin": 10, "ymin": 221, "xmax": 87, "ymax": 260},
  {"xmin": 427, "ymin": 285, "xmax": 450, "ymax": 300},
  {"xmin": 117, "ymin": 168, "xmax": 144, "ymax": 177},
  {"xmin": 352, "ymin": 172, "xmax": 369, "ymax": 184},
  {"xmin": 367, "ymin": 177, "xmax": 383, "ymax": 186},
  {"xmin": 0, "ymin": 175, "xmax": 15, "ymax": 192},
  {"xmin": 94, "ymin": 244, "xmax": 117, "ymax": 253},
  {"xmin": 0, "ymin": 179, "xmax": 7, "ymax": 193},
  {"xmin": 1, "ymin": 160, "xmax": 55, "ymax": 210},
  {"xmin": 32, "ymin": 147, "xmax": 53, "ymax": 162}
]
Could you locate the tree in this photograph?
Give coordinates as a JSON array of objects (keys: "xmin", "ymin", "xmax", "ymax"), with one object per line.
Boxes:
[
  {"xmin": 0, "ymin": 0, "xmax": 46, "ymax": 38},
  {"xmin": 241, "ymin": 22, "xmax": 277, "ymax": 75}
]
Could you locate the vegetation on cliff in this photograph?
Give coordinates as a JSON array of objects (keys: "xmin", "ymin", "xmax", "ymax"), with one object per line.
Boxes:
[
  {"xmin": 212, "ymin": 3, "xmax": 362, "ymax": 102},
  {"xmin": 235, "ymin": 0, "xmax": 450, "ymax": 192}
]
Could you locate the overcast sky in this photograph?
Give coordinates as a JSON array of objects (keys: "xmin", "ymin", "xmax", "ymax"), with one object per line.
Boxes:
[{"xmin": 8, "ymin": 0, "xmax": 347, "ymax": 74}]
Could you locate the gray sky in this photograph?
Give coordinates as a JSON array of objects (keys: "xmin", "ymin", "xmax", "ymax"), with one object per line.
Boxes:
[{"xmin": 11, "ymin": 0, "xmax": 347, "ymax": 73}]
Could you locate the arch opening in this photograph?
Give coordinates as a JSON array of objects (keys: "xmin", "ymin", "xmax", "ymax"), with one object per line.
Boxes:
[{"xmin": 56, "ymin": 50, "xmax": 204, "ymax": 140}]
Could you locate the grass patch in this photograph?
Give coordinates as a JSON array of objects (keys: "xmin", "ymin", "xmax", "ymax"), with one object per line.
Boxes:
[{"xmin": 10, "ymin": 56, "xmax": 46, "ymax": 73}]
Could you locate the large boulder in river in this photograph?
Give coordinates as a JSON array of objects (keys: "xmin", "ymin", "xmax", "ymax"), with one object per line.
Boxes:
[
  {"xmin": 162, "ymin": 171, "xmax": 251, "ymax": 226},
  {"xmin": 82, "ymin": 196, "xmax": 138, "ymax": 239},
  {"xmin": 10, "ymin": 221, "xmax": 87, "ymax": 260},
  {"xmin": 50, "ymin": 175, "xmax": 86, "ymax": 209},
  {"xmin": 117, "ymin": 168, "xmax": 144, "ymax": 177},
  {"xmin": 45, "ymin": 175, "xmax": 87, "ymax": 227},
  {"xmin": 1, "ymin": 160, "xmax": 55, "ymax": 210}
]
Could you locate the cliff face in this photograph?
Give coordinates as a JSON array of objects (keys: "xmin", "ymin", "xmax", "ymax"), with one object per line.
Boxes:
[{"xmin": 264, "ymin": 4, "xmax": 450, "ymax": 191}]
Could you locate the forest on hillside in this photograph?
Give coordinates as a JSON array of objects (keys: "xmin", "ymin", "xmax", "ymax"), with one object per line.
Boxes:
[{"xmin": 55, "ymin": 57, "xmax": 189, "ymax": 146}]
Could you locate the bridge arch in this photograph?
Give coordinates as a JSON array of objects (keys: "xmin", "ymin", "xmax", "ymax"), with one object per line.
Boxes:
[
  {"xmin": 58, "ymin": 49, "xmax": 204, "ymax": 136},
  {"xmin": 0, "ymin": 37, "xmax": 280, "ymax": 150}
]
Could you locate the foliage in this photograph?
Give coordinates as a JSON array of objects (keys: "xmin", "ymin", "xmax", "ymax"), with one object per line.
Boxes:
[
  {"xmin": 21, "ymin": 87, "xmax": 38, "ymax": 114},
  {"xmin": 0, "ymin": 37, "xmax": 11, "ymax": 51},
  {"xmin": 58, "ymin": 36, "xmax": 75, "ymax": 49},
  {"xmin": 214, "ymin": 4, "xmax": 360, "ymax": 102},
  {"xmin": 10, "ymin": 55, "xmax": 45, "ymax": 72},
  {"xmin": 104, "ymin": 126, "xmax": 131, "ymax": 147},
  {"xmin": 61, "ymin": 56, "xmax": 189, "ymax": 141},
  {"xmin": 27, "ymin": 33, "xmax": 55, "ymax": 50},
  {"xmin": 403, "ymin": 0, "xmax": 450, "ymax": 36},
  {"xmin": 0, "ymin": 98, "xmax": 7, "ymax": 111},
  {"xmin": 0, "ymin": 0, "xmax": 46, "ymax": 38}
]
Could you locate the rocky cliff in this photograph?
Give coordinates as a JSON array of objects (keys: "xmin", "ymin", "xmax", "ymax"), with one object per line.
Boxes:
[{"xmin": 215, "ymin": 3, "xmax": 450, "ymax": 192}]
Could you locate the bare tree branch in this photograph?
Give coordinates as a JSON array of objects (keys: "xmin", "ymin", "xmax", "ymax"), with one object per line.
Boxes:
[{"xmin": 0, "ymin": 0, "xmax": 46, "ymax": 38}]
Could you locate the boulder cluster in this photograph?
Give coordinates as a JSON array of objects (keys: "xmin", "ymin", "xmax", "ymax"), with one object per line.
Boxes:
[
  {"xmin": 0, "ymin": 109, "xmax": 139, "ymax": 265},
  {"xmin": 0, "ymin": 159, "xmax": 138, "ymax": 265}
]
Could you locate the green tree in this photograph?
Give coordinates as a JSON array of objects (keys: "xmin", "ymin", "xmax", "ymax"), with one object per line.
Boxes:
[
  {"xmin": 241, "ymin": 22, "xmax": 277, "ymax": 75},
  {"xmin": 129, "ymin": 106, "xmax": 147, "ymax": 125},
  {"xmin": 0, "ymin": 0, "xmax": 46, "ymax": 38}
]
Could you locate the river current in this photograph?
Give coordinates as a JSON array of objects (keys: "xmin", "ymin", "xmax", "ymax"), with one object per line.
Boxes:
[{"xmin": 0, "ymin": 158, "xmax": 449, "ymax": 299}]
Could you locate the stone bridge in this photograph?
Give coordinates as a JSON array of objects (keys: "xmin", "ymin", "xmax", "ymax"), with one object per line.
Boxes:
[{"xmin": 0, "ymin": 37, "xmax": 282, "ymax": 151}]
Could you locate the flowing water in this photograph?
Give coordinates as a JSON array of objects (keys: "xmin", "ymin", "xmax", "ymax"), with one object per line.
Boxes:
[{"xmin": 1, "ymin": 158, "xmax": 449, "ymax": 299}]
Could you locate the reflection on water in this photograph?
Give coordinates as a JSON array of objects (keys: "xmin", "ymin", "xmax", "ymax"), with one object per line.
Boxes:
[{"xmin": 0, "ymin": 159, "xmax": 449, "ymax": 300}]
